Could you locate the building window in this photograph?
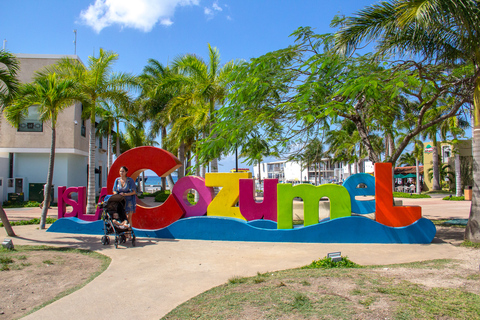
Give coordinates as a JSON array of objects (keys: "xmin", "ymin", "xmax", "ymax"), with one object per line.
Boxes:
[
  {"xmin": 442, "ymin": 145, "xmax": 452, "ymax": 163},
  {"xmin": 18, "ymin": 106, "xmax": 43, "ymax": 132},
  {"xmin": 80, "ymin": 104, "xmax": 86, "ymax": 137}
]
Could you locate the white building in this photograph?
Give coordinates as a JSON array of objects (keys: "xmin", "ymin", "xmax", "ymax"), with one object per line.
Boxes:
[
  {"xmin": 0, "ymin": 54, "xmax": 109, "ymax": 203},
  {"xmin": 253, "ymin": 158, "xmax": 344, "ymax": 185}
]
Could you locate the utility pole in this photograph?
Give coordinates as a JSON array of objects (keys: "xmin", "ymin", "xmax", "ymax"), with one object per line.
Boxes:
[
  {"xmin": 73, "ymin": 30, "xmax": 77, "ymax": 55},
  {"xmin": 2, "ymin": 39, "xmax": 6, "ymax": 50}
]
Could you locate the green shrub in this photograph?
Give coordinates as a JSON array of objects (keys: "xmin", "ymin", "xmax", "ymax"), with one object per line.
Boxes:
[
  {"xmin": 154, "ymin": 190, "xmax": 171, "ymax": 202},
  {"xmin": 0, "ymin": 217, "xmax": 57, "ymax": 227},
  {"xmin": 302, "ymin": 256, "xmax": 361, "ymax": 269},
  {"xmin": 442, "ymin": 195, "xmax": 465, "ymax": 201},
  {"xmin": 393, "ymin": 192, "xmax": 431, "ymax": 199}
]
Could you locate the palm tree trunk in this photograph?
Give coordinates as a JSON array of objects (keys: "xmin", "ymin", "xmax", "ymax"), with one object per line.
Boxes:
[
  {"xmin": 455, "ymin": 152, "xmax": 462, "ymax": 198},
  {"xmin": 142, "ymin": 171, "xmax": 146, "ymax": 194},
  {"xmin": 0, "ymin": 206, "xmax": 15, "ymax": 236},
  {"xmin": 465, "ymin": 87, "xmax": 480, "ymax": 242},
  {"xmin": 178, "ymin": 142, "xmax": 185, "ymax": 179},
  {"xmin": 416, "ymin": 158, "xmax": 421, "ymax": 194},
  {"xmin": 258, "ymin": 160, "xmax": 262, "ymax": 191},
  {"xmin": 86, "ymin": 117, "xmax": 97, "ymax": 215},
  {"xmin": 166, "ymin": 174, "xmax": 175, "ymax": 190},
  {"xmin": 115, "ymin": 119, "xmax": 120, "ymax": 157},
  {"xmin": 200, "ymin": 131, "xmax": 207, "ymax": 178},
  {"xmin": 432, "ymin": 141, "xmax": 441, "ymax": 190},
  {"xmin": 40, "ymin": 127, "xmax": 56, "ymax": 229},
  {"xmin": 107, "ymin": 132, "xmax": 112, "ymax": 173},
  {"xmin": 161, "ymin": 126, "xmax": 167, "ymax": 191}
]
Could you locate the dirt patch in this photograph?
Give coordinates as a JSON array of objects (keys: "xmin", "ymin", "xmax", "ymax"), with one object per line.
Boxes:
[{"xmin": 0, "ymin": 249, "xmax": 105, "ymax": 320}]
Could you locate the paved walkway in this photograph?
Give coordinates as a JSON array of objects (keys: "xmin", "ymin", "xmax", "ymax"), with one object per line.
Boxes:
[{"xmin": 0, "ymin": 197, "xmax": 472, "ymax": 319}]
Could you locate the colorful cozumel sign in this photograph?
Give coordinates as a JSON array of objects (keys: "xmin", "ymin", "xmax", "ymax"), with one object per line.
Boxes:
[{"xmin": 50, "ymin": 146, "xmax": 436, "ymax": 244}]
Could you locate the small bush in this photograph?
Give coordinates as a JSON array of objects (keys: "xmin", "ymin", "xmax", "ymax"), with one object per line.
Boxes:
[
  {"xmin": 228, "ymin": 276, "xmax": 248, "ymax": 284},
  {"xmin": 302, "ymin": 256, "xmax": 360, "ymax": 269},
  {"xmin": 442, "ymin": 195, "xmax": 465, "ymax": 201},
  {"xmin": 393, "ymin": 192, "xmax": 431, "ymax": 199},
  {"xmin": 461, "ymin": 240, "xmax": 480, "ymax": 249},
  {"xmin": 0, "ymin": 217, "xmax": 57, "ymax": 227},
  {"xmin": 154, "ymin": 190, "xmax": 171, "ymax": 203}
]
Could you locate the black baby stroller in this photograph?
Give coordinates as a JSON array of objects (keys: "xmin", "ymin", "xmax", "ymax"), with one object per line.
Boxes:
[{"xmin": 99, "ymin": 194, "xmax": 136, "ymax": 248}]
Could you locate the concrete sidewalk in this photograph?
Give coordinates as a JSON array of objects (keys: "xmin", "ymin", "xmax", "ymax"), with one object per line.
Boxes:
[{"xmin": 0, "ymin": 197, "xmax": 473, "ymax": 319}]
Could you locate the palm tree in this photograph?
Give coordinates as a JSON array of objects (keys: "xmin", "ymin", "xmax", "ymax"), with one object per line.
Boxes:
[
  {"xmin": 412, "ymin": 139, "xmax": 424, "ymax": 194},
  {"xmin": 123, "ymin": 115, "xmax": 158, "ymax": 193},
  {"xmin": 303, "ymin": 138, "xmax": 324, "ymax": 185},
  {"xmin": 440, "ymin": 115, "xmax": 469, "ymax": 196},
  {"xmin": 171, "ymin": 44, "xmax": 237, "ymax": 174},
  {"xmin": 0, "ymin": 50, "xmax": 19, "ymax": 236},
  {"xmin": 332, "ymin": 0, "xmax": 480, "ymax": 241},
  {"xmin": 96, "ymin": 101, "xmax": 131, "ymax": 172},
  {"xmin": 138, "ymin": 59, "xmax": 178, "ymax": 188},
  {"xmin": 42, "ymin": 49, "xmax": 137, "ymax": 215},
  {"xmin": 5, "ymin": 72, "xmax": 81, "ymax": 229},
  {"xmin": 398, "ymin": 152, "xmax": 416, "ymax": 167},
  {"xmin": 0, "ymin": 50, "xmax": 19, "ymax": 106},
  {"xmin": 240, "ymin": 132, "xmax": 274, "ymax": 189},
  {"xmin": 164, "ymin": 100, "xmax": 210, "ymax": 178}
]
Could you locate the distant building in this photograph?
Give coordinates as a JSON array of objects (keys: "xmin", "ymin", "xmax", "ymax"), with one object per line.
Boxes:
[
  {"xmin": 422, "ymin": 140, "xmax": 472, "ymax": 191},
  {"xmin": 0, "ymin": 54, "xmax": 109, "ymax": 203},
  {"xmin": 253, "ymin": 158, "xmax": 344, "ymax": 185}
]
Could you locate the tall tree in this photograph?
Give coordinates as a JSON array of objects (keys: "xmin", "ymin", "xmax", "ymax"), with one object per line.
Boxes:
[
  {"xmin": 42, "ymin": 49, "xmax": 137, "ymax": 214},
  {"xmin": 5, "ymin": 73, "xmax": 81, "ymax": 229},
  {"xmin": 172, "ymin": 44, "xmax": 237, "ymax": 174},
  {"xmin": 333, "ymin": 0, "xmax": 480, "ymax": 242},
  {"xmin": 240, "ymin": 132, "xmax": 274, "ymax": 188},
  {"xmin": 440, "ymin": 114, "xmax": 469, "ymax": 197},
  {"xmin": 123, "ymin": 115, "xmax": 158, "ymax": 193},
  {"xmin": 96, "ymin": 101, "xmax": 130, "ymax": 172},
  {"xmin": 0, "ymin": 50, "xmax": 19, "ymax": 236},
  {"xmin": 138, "ymin": 59, "xmax": 178, "ymax": 188}
]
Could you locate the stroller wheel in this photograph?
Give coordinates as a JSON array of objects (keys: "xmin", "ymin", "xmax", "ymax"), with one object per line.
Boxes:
[
  {"xmin": 106, "ymin": 236, "xmax": 110, "ymax": 245},
  {"xmin": 101, "ymin": 235, "xmax": 108, "ymax": 245},
  {"xmin": 131, "ymin": 234, "xmax": 136, "ymax": 247},
  {"xmin": 114, "ymin": 235, "xmax": 118, "ymax": 248},
  {"xmin": 120, "ymin": 234, "xmax": 126, "ymax": 243}
]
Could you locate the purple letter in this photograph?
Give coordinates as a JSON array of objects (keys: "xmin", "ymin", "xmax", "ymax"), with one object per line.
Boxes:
[{"xmin": 239, "ymin": 179, "xmax": 278, "ymax": 222}]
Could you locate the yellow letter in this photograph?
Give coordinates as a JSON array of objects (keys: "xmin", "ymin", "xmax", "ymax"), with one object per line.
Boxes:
[{"xmin": 205, "ymin": 172, "xmax": 251, "ymax": 220}]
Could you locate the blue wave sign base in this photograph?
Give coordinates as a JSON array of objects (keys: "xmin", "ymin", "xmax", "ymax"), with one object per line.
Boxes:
[{"xmin": 47, "ymin": 216, "xmax": 436, "ymax": 244}]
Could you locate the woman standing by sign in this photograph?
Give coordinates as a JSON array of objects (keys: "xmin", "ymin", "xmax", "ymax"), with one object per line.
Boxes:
[{"xmin": 113, "ymin": 166, "xmax": 136, "ymax": 233}]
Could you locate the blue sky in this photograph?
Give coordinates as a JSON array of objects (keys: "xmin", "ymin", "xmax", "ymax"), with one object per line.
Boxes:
[{"xmin": 1, "ymin": 0, "xmax": 378, "ymax": 173}]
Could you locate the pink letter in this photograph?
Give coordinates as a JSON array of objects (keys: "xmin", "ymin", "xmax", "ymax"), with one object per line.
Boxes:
[
  {"xmin": 239, "ymin": 179, "xmax": 278, "ymax": 222},
  {"xmin": 172, "ymin": 176, "xmax": 214, "ymax": 217},
  {"xmin": 57, "ymin": 186, "xmax": 86, "ymax": 219}
]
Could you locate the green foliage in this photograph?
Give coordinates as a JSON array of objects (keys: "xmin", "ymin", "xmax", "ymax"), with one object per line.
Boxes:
[
  {"xmin": 2, "ymin": 201, "xmax": 41, "ymax": 208},
  {"xmin": 442, "ymin": 195, "xmax": 465, "ymax": 201},
  {"xmin": 460, "ymin": 240, "xmax": 480, "ymax": 249},
  {"xmin": 460, "ymin": 155, "xmax": 473, "ymax": 190},
  {"xmin": 154, "ymin": 190, "xmax": 171, "ymax": 203},
  {"xmin": 393, "ymin": 192, "xmax": 431, "ymax": 198},
  {"xmin": 302, "ymin": 256, "xmax": 360, "ymax": 269},
  {"xmin": 228, "ymin": 276, "xmax": 248, "ymax": 284},
  {"xmin": 0, "ymin": 217, "xmax": 56, "ymax": 227}
]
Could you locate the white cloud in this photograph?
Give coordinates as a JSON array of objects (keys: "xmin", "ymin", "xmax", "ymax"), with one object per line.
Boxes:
[
  {"xmin": 212, "ymin": 2, "xmax": 222, "ymax": 11},
  {"xmin": 204, "ymin": 7, "xmax": 213, "ymax": 17},
  {"xmin": 204, "ymin": 1, "xmax": 226, "ymax": 20},
  {"xmin": 79, "ymin": 0, "xmax": 200, "ymax": 33}
]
